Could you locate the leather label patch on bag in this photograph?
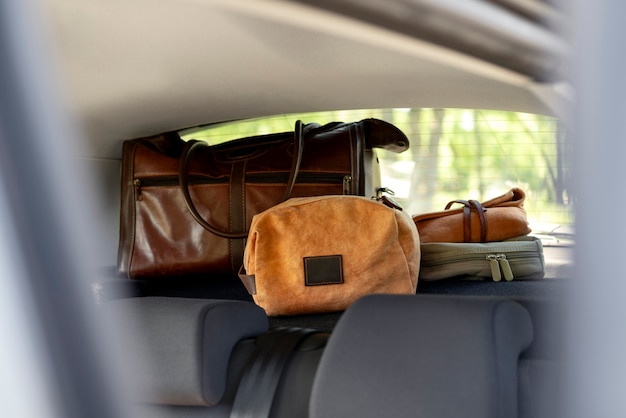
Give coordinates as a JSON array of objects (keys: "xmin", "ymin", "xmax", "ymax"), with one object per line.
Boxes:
[{"xmin": 304, "ymin": 255, "xmax": 344, "ymax": 286}]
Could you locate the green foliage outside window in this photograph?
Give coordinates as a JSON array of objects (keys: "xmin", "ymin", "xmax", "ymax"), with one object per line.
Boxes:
[{"xmin": 180, "ymin": 108, "xmax": 573, "ymax": 234}]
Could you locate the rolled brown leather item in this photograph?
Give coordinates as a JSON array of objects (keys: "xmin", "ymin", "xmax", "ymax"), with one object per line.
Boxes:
[{"xmin": 412, "ymin": 188, "xmax": 531, "ymax": 243}]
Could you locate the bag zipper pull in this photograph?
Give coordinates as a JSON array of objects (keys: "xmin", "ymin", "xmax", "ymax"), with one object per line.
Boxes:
[
  {"xmin": 343, "ymin": 175, "xmax": 352, "ymax": 194},
  {"xmin": 375, "ymin": 187, "xmax": 403, "ymax": 210},
  {"xmin": 497, "ymin": 254, "xmax": 514, "ymax": 281},
  {"xmin": 134, "ymin": 179, "xmax": 143, "ymax": 201},
  {"xmin": 486, "ymin": 254, "xmax": 502, "ymax": 282}
]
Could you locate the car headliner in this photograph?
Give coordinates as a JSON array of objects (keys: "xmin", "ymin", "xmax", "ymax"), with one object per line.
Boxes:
[{"xmin": 43, "ymin": 0, "xmax": 570, "ymax": 159}]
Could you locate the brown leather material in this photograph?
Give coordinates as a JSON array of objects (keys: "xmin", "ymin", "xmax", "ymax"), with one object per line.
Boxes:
[
  {"xmin": 412, "ymin": 188, "xmax": 531, "ymax": 243},
  {"xmin": 178, "ymin": 121, "xmax": 305, "ymax": 239},
  {"xmin": 362, "ymin": 118, "xmax": 410, "ymax": 152},
  {"xmin": 240, "ymin": 196, "xmax": 420, "ymax": 316},
  {"xmin": 118, "ymin": 119, "xmax": 410, "ymax": 280}
]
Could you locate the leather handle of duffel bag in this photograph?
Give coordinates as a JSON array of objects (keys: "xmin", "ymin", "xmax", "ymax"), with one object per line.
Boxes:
[{"xmin": 179, "ymin": 120, "xmax": 304, "ymax": 239}]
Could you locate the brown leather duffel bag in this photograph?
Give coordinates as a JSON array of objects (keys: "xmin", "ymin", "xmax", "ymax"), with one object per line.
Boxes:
[{"xmin": 118, "ymin": 119, "xmax": 409, "ymax": 280}]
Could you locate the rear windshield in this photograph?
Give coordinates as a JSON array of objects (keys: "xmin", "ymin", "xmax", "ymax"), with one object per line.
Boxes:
[{"xmin": 180, "ymin": 108, "xmax": 573, "ymax": 244}]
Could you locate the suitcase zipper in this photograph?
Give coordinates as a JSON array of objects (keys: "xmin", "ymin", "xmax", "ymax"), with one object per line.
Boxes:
[
  {"xmin": 486, "ymin": 254, "xmax": 502, "ymax": 282},
  {"xmin": 422, "ymin": 251, "xmax": 537, "ymax": 282},
  {"xmin": 486, "ymin": 254, "xmax": 514, "ymax": 282},
  {"xmin": 496, "ymin": 254, "xmax": 514, "ymax": 281}
]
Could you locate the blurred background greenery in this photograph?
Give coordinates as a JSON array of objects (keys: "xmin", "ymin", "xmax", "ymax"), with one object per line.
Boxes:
[{"xmin": 181, "ymin": 108, "xmax": 573, "ymax": 234}]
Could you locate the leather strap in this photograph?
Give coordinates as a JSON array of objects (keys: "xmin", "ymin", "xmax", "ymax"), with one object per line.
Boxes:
[
  {"xmin": 179, "ymin": 120, "xmax": 304, "ymax": 239},
  {"xmin": 469, "ymin": 200, "xmax": 487, "ymax": 242},
  {"xmin": 230, "ymin": 327, "xmax": 317, "ymax": 418},
  {"xmin": 237, "ymin": 266, "xmax": 257, "ymax": 295},
  {"xmin": 229, "ymin": 160, "xmax": 247, "ymax": 273},
  {"xmin": 445, "ymin": 199, "xmax": 487, "ymax": 242}
]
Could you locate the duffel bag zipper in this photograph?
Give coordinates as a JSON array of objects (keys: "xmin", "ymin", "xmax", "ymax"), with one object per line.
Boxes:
[
  {"xmin": 133, "ymin": 173, "xmax": 352, "ymax": 200},
  {"xmin": 422, "ymin": 251, "xmax": 538, "ymax": 282}
]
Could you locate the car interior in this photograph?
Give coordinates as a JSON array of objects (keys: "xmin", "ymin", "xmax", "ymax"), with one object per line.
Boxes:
[{"xmin": 4, "ymin": 0, "xmax": 622, "ymax": 417}]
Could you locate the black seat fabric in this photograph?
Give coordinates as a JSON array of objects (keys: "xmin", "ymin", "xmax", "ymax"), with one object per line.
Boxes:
[
  {"xmin": 101, "ymin": 297, "xmax": 268, "ymax": 407},
  {"xmin": 310, "ymin": 294, "xmax": 533, "ymax": 418},
  {"xmin": 128, "ymin": 329, "xmax": 329, "ymax": 418}
]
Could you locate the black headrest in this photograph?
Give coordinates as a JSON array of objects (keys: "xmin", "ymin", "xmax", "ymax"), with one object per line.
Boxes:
[{"xmin": 310, "ymin": 294, "xmax": 533, "ymax": 418}]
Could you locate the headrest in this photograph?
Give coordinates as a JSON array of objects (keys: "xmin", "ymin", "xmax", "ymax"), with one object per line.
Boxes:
[
  {"xmin": 102, "ymin": 297, "xmax": 268, "ymax": 406},
  {"xmin": 310, "ymin": 294, "xmax": 533, "ymax": 418}
]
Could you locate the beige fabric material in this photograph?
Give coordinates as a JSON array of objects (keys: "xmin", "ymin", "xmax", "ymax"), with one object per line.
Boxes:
[
  {"xmin": 242, "ymin": 196, "xmax": 420, "ymax": 316},
  {"xmin": 420, "ymin": 236, "xmax": 545, "ymax": 282}
]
